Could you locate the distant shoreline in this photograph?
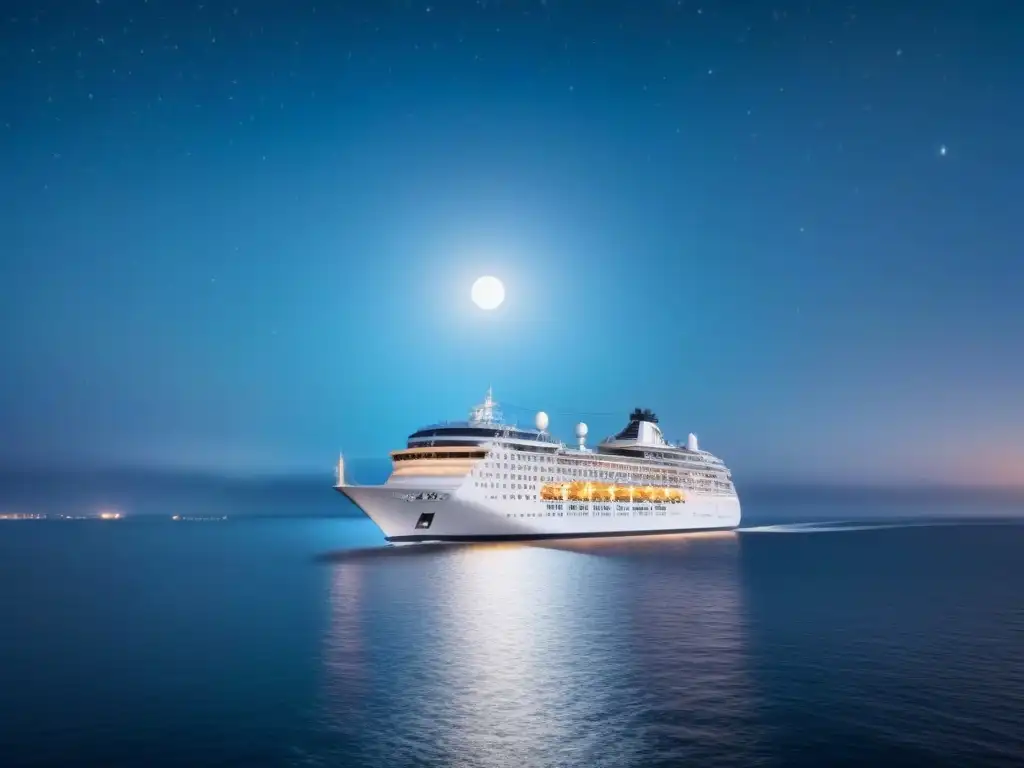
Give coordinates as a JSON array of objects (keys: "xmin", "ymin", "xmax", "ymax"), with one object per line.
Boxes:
[{"xmin": 0, "ymin": 465, "xmax": 1020, "ymax": 498}]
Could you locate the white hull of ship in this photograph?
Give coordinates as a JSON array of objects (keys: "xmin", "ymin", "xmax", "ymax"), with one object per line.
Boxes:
[{"xmin": 337, "ymin": 485, "xmax": 741, "ymax": 542}]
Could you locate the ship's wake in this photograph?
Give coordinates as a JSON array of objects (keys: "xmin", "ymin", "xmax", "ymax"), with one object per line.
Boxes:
[{"xmin": 737, "ymin": 519, "xmax": 1011, "ymax": 534}]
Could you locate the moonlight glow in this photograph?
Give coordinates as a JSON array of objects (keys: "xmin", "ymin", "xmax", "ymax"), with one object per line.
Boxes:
[{"xmin": 471, "ymin": 276, "xmax": 505, "ymax": 310}]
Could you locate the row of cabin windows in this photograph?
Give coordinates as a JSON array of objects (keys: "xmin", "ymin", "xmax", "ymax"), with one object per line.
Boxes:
[
  {"xmin": 489, "ymin": 450, "xmax": 723, "ymax": 475},
  {"xmin": 474, "ymin": 482, "xmax": 533, "ymax": 491},
  {"xmin": 395, "ymin": 448, "xmax": 732, "ymax": 489},
  {"xmin": 393, "ymin": 451, "xmax": 487, "ymax": 461},
  {"xmin": 472, "ymin": 467, "xmax": 730, "ymax": 487},
  {"xmin": 501, "ymin": 506, "xmax": 681, "ymax": 518},
  {"xmin": 397, "ymin": 444, "xmax": 721, "ymax": 471},
  {"xmin": 474, "ymin": 480, "xmax": 733, "ymax": 494},
  {"xmin": 405, "ymin": 438, "xmax": 725, "ymax": 471},
  {"xmin": 475, "ymin": 466, "xmax": 730, "ymax": 485}
]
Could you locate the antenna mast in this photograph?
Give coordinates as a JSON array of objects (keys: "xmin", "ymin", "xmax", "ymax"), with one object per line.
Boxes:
[{"xmin": 469, "ymin": 387, "xmax": 503, "ymax": 425}]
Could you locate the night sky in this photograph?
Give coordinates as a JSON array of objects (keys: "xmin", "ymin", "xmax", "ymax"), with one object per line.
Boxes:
[{"xmin": 2, "ymin": 1, "xmax": 1022, "ymax": 486}]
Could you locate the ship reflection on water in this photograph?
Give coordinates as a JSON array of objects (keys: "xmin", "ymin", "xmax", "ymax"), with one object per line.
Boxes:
[{"xmin": 320, "ymin": 533, "xmax": 763, "ymax": 766}]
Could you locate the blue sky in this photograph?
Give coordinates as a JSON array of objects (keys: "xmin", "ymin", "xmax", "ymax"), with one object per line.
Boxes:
[{"xmin": 2, "ymin": 1, "xmax": 1022, "ymax": 486}]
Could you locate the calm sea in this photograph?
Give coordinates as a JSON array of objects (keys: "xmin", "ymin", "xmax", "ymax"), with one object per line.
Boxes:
[{"xmin": 0, "ymin": 477, "xmax": 1022, "ymax": 767}]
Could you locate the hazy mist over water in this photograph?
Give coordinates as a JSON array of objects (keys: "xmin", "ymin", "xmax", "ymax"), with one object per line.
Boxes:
[{"xmin": 1, "ymin": 466, "xmax": 1022, "ymax": 524}]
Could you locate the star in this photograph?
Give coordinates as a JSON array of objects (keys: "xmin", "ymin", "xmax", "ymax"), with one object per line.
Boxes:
[{"xmin": 939, "ymin": 145, "xmax": 947, "ymax": 157}]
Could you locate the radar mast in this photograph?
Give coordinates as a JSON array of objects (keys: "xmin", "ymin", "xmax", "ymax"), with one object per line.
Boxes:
[{"xmin": 469, "ymin": 386, "xmax": 503, "ymax": 425}]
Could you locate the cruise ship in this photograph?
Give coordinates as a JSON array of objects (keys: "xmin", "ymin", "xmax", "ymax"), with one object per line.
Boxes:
[{"xmin": 335, "ymin": 389, "xmax": 741, "ymax": 542}]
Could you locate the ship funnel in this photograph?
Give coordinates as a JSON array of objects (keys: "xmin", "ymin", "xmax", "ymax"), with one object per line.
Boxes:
[{"xmin": 686, "ymin": 433, "xmax": 699, "ymax": 452}]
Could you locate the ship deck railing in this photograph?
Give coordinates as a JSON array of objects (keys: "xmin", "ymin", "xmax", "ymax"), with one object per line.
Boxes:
[{"xmin": 413, "ymin": 421, "xmax": 562, "ymax": 443}]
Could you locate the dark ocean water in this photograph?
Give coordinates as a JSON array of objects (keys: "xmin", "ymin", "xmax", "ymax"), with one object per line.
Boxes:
[{"xmin": 1, "ymin": 479, "xmax": 1023, "ymax": 767}]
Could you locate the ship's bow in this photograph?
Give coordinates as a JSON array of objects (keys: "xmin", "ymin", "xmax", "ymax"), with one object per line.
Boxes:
[{"xmin": 336, "ymin": 485, "xmax": 456, "ymax": 540}]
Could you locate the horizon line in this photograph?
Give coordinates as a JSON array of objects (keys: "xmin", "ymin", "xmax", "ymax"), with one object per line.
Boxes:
[{"xmin": 0, "ymin": 463, "xmax": 1021, "ymax": 495}]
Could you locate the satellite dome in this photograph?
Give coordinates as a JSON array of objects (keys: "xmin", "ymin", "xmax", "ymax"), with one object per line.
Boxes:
[
  {"xmin": 575, "ymin": 422, "xmax": 589, "ymax": 438},
  {"xmin": 535, "ymin": 411, "xmax": 549, "ymax": 432}
]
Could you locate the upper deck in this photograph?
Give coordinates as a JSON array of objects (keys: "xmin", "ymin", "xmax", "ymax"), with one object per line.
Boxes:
[
  {"xmin": 407, "ymin": 421, "xmax": 560, "ymax": 448},
  {"xmin": 404, "ymin": 388, "xmax": 561, "ymax": 451},
  {"xmin": 397, "ymin": 390, "xmax": 729, "ymax": 476}
]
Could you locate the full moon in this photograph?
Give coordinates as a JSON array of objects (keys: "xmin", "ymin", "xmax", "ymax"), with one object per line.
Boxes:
[{"xmin": 471, "ymin": 276, "xmax": 505, "ymax": 310}]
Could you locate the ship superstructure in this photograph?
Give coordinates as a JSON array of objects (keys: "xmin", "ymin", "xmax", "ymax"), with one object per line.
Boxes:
[{"xmin": 335, "ymin": 389, "xmax": 741, "ymax": 542}]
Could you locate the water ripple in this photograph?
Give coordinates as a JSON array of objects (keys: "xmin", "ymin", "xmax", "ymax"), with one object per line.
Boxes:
[
  {"xmin": 2, "ymin": 518, "xmax": 1022, "ymax": 767},
  {"xmin": 313, "ymin": 525, "xmax": 1024, "ymax": 767}
]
